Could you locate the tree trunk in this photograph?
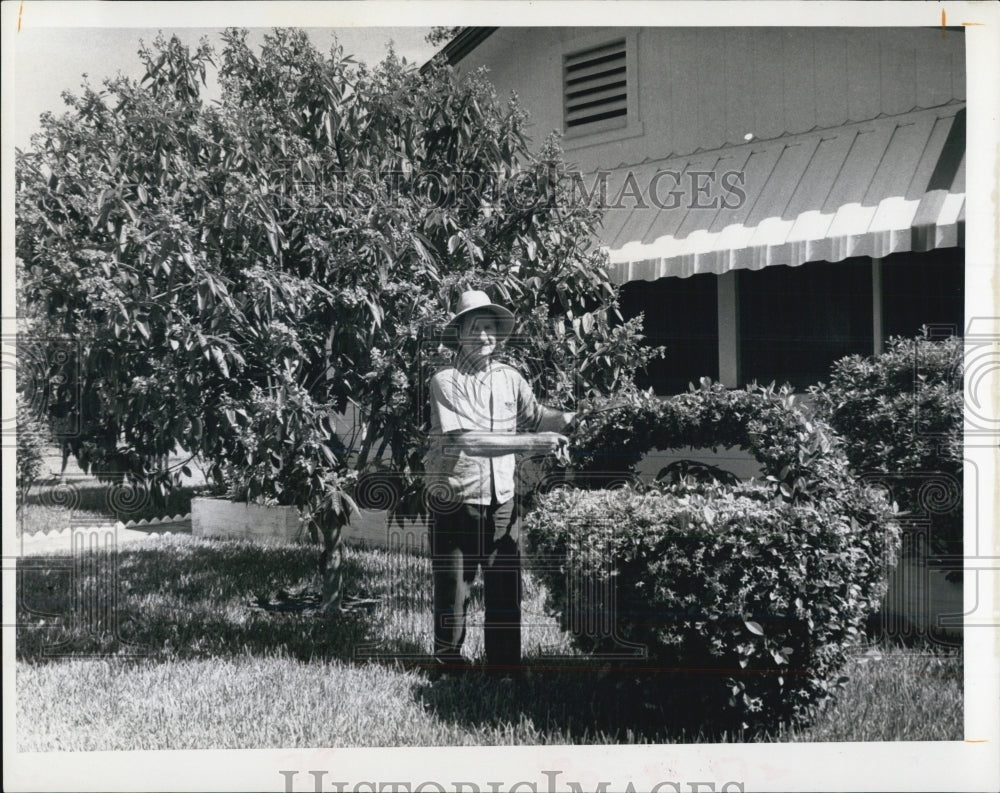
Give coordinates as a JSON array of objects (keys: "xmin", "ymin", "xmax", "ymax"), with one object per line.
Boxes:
[{"xmin": 318, "ymin": 514, "xmax": 343, "ymax": 613}]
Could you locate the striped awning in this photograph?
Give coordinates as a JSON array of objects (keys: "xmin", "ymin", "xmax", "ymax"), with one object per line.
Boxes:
[{"xmin": 601, "ymin": 103, "xmax": 965, "ymax": 284}]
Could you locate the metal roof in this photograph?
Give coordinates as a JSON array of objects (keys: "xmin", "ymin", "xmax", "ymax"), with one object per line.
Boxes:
[{"xmin": 601, "ymin": 103, "xmax": 966, "ymax": 283}]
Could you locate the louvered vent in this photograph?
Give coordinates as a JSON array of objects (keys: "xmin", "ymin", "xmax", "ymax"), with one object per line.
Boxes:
[{"xmin": 564, "ymin": 40, "xmax": 628, "ymax": 132}]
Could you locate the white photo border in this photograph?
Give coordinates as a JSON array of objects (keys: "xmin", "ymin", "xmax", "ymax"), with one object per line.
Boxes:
[{"xmin": 3, "ymin": 2, "xmax": 997, "ymax": 791}]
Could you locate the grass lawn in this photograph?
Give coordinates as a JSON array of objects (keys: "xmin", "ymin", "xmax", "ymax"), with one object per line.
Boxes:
[{"xmin": 15, "ymin": 532, "xmax": 962, "ymax": 750}]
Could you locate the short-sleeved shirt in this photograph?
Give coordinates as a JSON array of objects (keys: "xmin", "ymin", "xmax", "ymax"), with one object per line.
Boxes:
[{"xmin": 424, "ymin": 361, "xmax": 551, "ymax": 505}]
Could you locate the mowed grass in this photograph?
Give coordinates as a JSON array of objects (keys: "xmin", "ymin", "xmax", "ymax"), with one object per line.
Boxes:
[
  {"xmin": 16, "ymin": 535, "xmax": 963, "ymax": 750},
  {"xmin": 17, "ymin": 657, "xmax": 597, "ymax": 750},
  {"xmin": 778, "ymin": 645, "xmax": 963, "ymax": 742}
]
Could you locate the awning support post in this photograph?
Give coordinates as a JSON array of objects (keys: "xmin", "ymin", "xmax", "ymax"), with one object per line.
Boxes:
[
  {"xmin": 717, "ymin": 270, "xmax": 740, "ymax": 388},
  {"xmin": 872, "ymin": 257, "xmax": 884, "ymax": 354}
]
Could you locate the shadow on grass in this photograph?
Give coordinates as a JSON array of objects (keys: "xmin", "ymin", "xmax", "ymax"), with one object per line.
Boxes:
[
  {"xmin": 412, "ymin": 660, "xmax": 760, "ymax": 744},
  {"xmin": 16, "ymin": 537, "xmax": 430, "ymax": 665}
]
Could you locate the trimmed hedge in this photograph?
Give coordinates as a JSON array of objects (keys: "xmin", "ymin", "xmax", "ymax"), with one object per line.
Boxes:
[
  {"xmin": 809, "ymin": 334, "xmax": 963, "ymax": 552},
  {"xmin": 571, "ymin": 380, "xmax": 855, "ymax": 503},
  {"xmin": 525, "ymin": 381, "xmax": 899, "ymax": 733}
]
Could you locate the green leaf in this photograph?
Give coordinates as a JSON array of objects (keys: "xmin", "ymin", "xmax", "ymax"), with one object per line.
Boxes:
[
  {"xmin": 743, "ymin": 619, "xmax": 764, "ymax": 636},
  {"xmin": 210, "ymin": 347, "xmax": 229, "ymax": 377},
  {"xmin": 340, "ymin": 491, "xmax": 359, "ymax": 519}
]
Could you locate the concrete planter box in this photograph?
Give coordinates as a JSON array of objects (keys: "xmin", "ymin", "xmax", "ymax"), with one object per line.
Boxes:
[
  {"xmin": 340, "ymin": 510, "xmax": 430, "ymax": 552},
  {"xmin": 192, "ymin": 497, "xmax": 304, "ymax": 544},
  {"xmin": 191, "ymin": 497, "xmax": 430, "ymax": 551}
]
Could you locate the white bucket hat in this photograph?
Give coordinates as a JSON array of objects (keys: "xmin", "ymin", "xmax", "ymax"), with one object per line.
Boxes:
[{"xmin": 444, "ymin": 290, "xmax": 515, "ymax": 341}]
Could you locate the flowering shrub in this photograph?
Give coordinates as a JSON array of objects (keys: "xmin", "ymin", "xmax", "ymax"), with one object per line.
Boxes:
[
  {"xmin": 809, "ymin": 334, "xmax": 963, "ymax": 553},
  {"xmin": 525, "ymin": 381, "xmax": 899, "ymax": 733}
]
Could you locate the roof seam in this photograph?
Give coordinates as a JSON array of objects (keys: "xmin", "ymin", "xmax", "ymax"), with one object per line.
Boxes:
[{"xmin": 598, "ymin": 101, "xmax": 966, "ymax": 173}]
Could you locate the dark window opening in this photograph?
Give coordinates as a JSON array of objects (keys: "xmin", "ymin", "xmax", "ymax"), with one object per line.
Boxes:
[
  {"xmin": 739, "ymin": 258, "xmax": 873, "ymax": 390},
  {"xmin": 619, "ymin": 274, "xmax": 718, "ymax": 395},
  {"xmin": 881, "ymin": 247, "xmax": 964, "ymax": 340}
]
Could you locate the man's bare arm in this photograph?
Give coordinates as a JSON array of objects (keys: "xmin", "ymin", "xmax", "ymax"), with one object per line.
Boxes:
[
  {"xmin": 534, "ymin": 407, "xmax": 577, "ymax": 433},
  {"xmin": 443, "ymin": 430, "xmax": 568, "ymax": 458}
]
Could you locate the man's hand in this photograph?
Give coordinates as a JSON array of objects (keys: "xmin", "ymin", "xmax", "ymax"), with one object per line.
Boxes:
[
  {"xmin": 534, "ymin": 431, "xmax": 570, "ymax": 464},
  {"xmin": 534, "ymin": 431, "xmax": 568, "ymax": 448},
  {"xmin": 553, "ymin": 433, "xmax": 571, "ymax": 466}
]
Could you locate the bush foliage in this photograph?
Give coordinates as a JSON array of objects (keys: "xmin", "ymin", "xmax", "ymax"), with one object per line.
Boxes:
[
  {"xmin": 809, "ymin": 334, "xmax": 963, "ymax": 552},
  {"xmin": 571, "ymin": 380, "xmax": 853, "ymax": 502},
  {"xmin": 16, "ymin": 395, "xmax": 51, "ymax": 508},
  {"xmin": 525, "ymin": 381, "xmax": 899, "ymax": 733}
]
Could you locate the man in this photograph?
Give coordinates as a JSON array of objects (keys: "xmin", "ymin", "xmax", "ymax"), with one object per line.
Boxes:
[{"xmin": 424, "ymin": 290, "xmax": 575, "ymax": 676}]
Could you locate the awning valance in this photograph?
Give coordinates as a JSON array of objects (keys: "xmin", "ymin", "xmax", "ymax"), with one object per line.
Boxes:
[{"xmin": 600, "ymin": 103, "xmax": 965, "ymax": 284}]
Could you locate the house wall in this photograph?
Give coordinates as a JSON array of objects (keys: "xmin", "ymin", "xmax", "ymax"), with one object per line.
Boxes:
[{"xmin": 462, "ymin": 27, "xmax": 965, "ymax": 171}]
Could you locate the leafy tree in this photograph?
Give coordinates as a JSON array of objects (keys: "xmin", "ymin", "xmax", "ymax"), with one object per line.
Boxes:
[
  {"xmin": 16, "ymin": 395, "xmax": 50, "ymax": 511},
  {"xmin": 425, "ymin": 27, "xmax": 462, "ymax": 48},
  {"xmin": 16, "ymin": 30, "xmax": 661, "ymax": 585}
]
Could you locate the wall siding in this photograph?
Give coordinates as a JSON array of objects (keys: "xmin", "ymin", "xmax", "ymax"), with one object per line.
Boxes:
[
  {"xmin": 724, "ymin": 28, "xmax": 759, "ymax": 147},
  {"xmin": 694, "ymin": 31, "xmax": 730, "ymax": 151},
  {"xmin": 813, "ymin": 30, "xmax": 850, "ymax": 129},
  {"xmin": 845, "ymin": 29, "xmax": 883, "ymax": 123},
  {"xmin": 880, "ymin": 30, "xmax": 918, "ymax": 115},
  {"xmin": 458, "ymin": 27, "xmax": 965, "ymax": 171},
  {"xmin": 916, "ymin": 35, "xmax": 958, "ymax": 108},
  {"xmin": 784, "ymin": 31, "xmax": 817, "ymax": 134},
  {"xmin": 752, "ymin": 30, "xmax": 789, "ymax": 140}
]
